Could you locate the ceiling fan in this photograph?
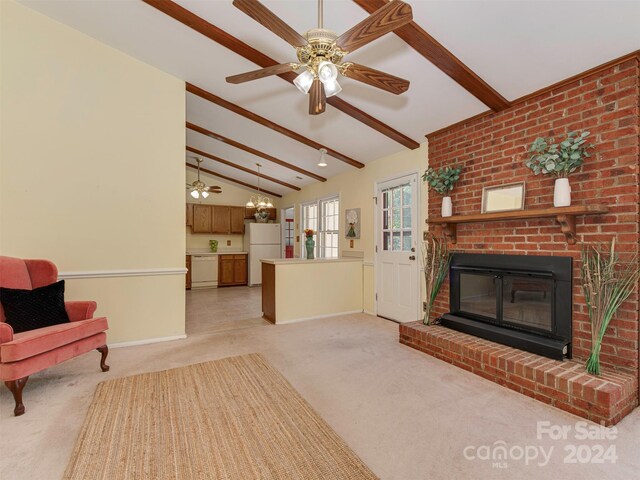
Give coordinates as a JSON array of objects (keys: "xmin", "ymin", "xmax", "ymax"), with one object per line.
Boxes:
[
  {"xmin": 187, "ymin": 158, "xmax": 222, "ymax": 198},
  {"xmin": 226, "ymin": 0, "xmax": 413, "ymax": 115}
]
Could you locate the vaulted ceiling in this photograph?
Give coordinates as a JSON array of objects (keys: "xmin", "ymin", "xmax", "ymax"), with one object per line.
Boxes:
[{"xmin": 20, "ymin": 0, "xmax": 640, "ymax": 197}]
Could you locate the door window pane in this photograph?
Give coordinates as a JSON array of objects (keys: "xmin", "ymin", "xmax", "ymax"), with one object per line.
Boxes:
[
  {"xmin": 392, "ymin": 188, "xmax": 401, "ymax": 207},
  {"xmin": 392, "ymin": 232, "xmax": 401, "ymax": 251},
  {"xmin": 402, "ymin": 232, "xmax": 412, "ymax": 251},
  {"xmin": 402, "ymin": 185, "xmax": 411, "ymax": 206},
  {"xmin": 392, "ymin": 208, "xmax": 401, "ymax": 229},
  {"xmin": 402, "ymin": 207, "xmax": 411, "ymax": 229},
  {"xmin": 381, "ymin": 182, "xmax": 413, "ymax": 253}
]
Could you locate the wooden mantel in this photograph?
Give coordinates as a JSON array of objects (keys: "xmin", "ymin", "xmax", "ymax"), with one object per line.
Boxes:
[{"xmin": 428, "ymin": 205, "xmax": 609, "ymax": 245}]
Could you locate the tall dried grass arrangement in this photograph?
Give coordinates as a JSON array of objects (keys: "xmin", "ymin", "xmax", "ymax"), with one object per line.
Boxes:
[
  {"xmin": 581, "ymin": 239, "xmax": 639, "ymax": 375},
  {"xmin": 422, "ymin": 235, "xmax": 451, "ymax": 325}
]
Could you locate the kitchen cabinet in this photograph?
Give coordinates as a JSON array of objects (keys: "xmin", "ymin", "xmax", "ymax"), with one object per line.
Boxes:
[
  {"xmin": 212, "ymin": 206, "xmax": 230, "ymax": 234},
  {"xmin": 230, "ymin": 206, "xmax": 245, "ymax": 234},
  {"xmin": 244, "ymin": 207, "xmax": 277, "ymax": 220},
  {"xmin": 186, "ymin": 255, "xmax": 191, "ymax": 289},
  {"xmin": 187, "ymin": 204, "xmax": 249, "ymax": 234},
  {"xmin": 192, "ymin": 205, "xmax": 212, "ymax": 233},
  {"xmin": 218, "ymin": 254, "xmax": 247, "ymax": 286},
  {"xmin": 186, "ymin": 204, "xmax": 193, "ymax": 227}
]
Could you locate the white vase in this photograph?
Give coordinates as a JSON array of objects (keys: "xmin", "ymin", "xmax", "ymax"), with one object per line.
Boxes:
[
  {"xmin": 554, "ymin": 178, "xmax": 571, "ymax": 207},
  {"xmin": 441, "ymin": 196, "xmax": 453, "ymax": 217}
]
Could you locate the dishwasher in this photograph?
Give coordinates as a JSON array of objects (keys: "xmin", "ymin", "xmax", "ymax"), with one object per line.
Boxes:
[{"xmin": 190, "ymin": 255, "xmax": 218, "ymax": 288}]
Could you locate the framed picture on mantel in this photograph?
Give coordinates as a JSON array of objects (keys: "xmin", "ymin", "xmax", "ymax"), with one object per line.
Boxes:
[{"xmin": 481, "ymin": 182, "xmax": 526, "ymax": 214}]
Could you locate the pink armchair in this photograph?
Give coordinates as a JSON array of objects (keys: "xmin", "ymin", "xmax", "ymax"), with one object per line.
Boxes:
[{"xmin": 0, "ymin": 256, "xmax": 109, "ymax": 416}]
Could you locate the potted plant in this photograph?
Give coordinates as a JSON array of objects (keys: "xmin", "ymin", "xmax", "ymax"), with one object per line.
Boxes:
[
  {"xmin": 581, "ymin": 239, "xmax": 639, "ymax": 375},
  {"xmin": 525, "ymin": 130, "xmax": 593, "ymax": 207},
  {"xmin": 422, "ymin": 234, "xmax": 451, "ymax": 325},
  {"xmin": 304, "ymin": 229, "xmax": 315, "ymax": 260},
  {"xmin": 422, "ymin": 165, "xmax": 462, "ymax": 217}
]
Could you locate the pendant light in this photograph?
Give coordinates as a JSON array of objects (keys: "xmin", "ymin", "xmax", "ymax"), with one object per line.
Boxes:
[{"xmin": 317, "ymin": 148, "xmax": 328, "ymax": 167}]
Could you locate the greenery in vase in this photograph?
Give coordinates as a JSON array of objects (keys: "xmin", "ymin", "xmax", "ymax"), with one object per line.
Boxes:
[
  {"xmin": 422, "ymin": 165, "xmax": 462, "ymax": 196},
  {"xmin": 422, "ymin": 235, "xmax": 451, "ymax": 325},
  {"xmin": 581, "ymin": 239, "xmax": 639, "ymax": 375},
  {"xmin": 525, "ymin": 130, "xmax": 593, "ymax": 177}
]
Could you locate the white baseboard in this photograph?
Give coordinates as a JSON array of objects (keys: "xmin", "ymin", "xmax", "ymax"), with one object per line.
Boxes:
[
  {"xmin": 109, "ymin": 334, "xmax": 187, "ymax": 349},
  {"xmin": 276, "ymin": 309, "xmax": 364, "ymax": 324},
  {"xmin": 363, "ymin": 310, "xmax": 376, "ymax": 316}
]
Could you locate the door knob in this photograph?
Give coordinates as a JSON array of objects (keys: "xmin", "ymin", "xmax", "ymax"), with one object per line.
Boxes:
[{"xmin": 409, "ymin": 255, "xmax": 416, "ymax": 260}]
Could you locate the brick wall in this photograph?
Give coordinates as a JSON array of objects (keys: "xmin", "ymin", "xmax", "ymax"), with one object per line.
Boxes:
[{"xmin": 426, "ymin": 56, "xmax": 639, "ymax": 377}]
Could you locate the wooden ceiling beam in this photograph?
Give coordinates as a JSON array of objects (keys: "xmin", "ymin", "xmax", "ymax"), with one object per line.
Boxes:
[
  {"xmin": 186, "ymin": 122, "xmax": 327, "ymax": 182},
  {"xmin": 353, "ymin": 0, "xmax": 510, "ymax": 111},
  {"xmin": 186, "ymin": 146, "xmax": 300, "ymax": 191},
  {"xmin": 142, "ymin": 0, "xmax": 420, "ymax": 149},
  {"xmin": 186, "ymin": 162, "xmax": 282, "ymax": 198},
  {"xmin": 187, "ymin": 83, "xmax": 365, "ymax": 168}
]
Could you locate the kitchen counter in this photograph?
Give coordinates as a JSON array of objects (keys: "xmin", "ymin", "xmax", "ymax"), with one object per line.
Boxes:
[
  {"xmin": 260, "ymin": 257, "xmax": 362, "ymax": 265},
  {"xmin": 187, "ymin": 250, "xmax": 248, "ymax": 256},
  {"xmin": 261, "ymin": 257, "xmax": 363, "ymax": 324}
]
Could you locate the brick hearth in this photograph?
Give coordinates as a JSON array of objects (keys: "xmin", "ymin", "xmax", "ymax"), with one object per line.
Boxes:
[{"xmin": 401, "ymin": 322, "xmax": 637, "ymax": 426}]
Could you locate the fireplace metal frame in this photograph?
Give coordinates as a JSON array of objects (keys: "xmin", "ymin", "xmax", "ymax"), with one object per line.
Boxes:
[{"xmin": 441, "ymin": 253, "xmax": 572, "ymax": 360}]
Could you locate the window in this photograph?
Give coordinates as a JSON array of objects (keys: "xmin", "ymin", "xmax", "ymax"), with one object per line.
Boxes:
[
  {"xmin": 381, "ymin": 183, "xmax": 412, "ymax": 251},
  {"xmin": 301, "ymin": 195, "xmax": 339, "ymax": 259}
]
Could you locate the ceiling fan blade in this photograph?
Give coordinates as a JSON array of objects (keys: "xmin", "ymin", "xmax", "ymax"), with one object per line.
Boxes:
[
  {"xmin": 335, "ymin": 0, "xmax": 412, "ymax": 53},
  {"xmin": 309, "ymin": 78, "xmax": 326, "ymax": 115},
  {"xmin": 226, "ymin": 63, "xmax": 298, "ymax": 84},
  {"xmin": 232, "ymin": 0, "xmax": 307, "ymax": 48},
  {"xmin": 342, "ymin": 63, "xmax": 409, "ymax": 95}
]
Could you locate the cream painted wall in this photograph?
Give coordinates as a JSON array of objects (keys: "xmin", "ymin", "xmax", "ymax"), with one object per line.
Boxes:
[
  {"xmin": 280, "ymin": 143, "xmax": 429, "ymax": 315},
  {"xmin": 186, "ymin": 168, "xmax": 280, "ymax": 251},
  {"xmin": 1, "ymin": 1, "xmax": 186, "ymax": 343}
]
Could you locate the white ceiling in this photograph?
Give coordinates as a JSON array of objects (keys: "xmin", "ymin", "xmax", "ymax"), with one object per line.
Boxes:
[{"xmin": 20, "ymin": 0, "xmax": 640, "ymax": 197}]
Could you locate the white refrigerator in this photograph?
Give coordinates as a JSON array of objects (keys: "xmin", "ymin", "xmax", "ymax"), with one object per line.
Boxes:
[{"xmin": 244, "ymin": 222, "xmax": 281, "ymax": 286}]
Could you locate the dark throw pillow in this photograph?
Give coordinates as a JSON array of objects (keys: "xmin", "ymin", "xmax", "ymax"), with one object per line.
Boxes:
[{"xmin": 0, "ymin": 280, "xmax": 70, "ymax": 334}]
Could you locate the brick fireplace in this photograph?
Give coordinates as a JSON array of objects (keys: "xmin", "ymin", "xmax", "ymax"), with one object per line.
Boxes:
[{"xmin": 403, "ymin": 53, "xmax": 640, "ymax": 425}]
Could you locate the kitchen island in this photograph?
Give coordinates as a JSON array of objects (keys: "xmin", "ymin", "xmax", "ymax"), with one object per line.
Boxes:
[{"xmin": 261, "ymin": 258, "xmax": 363, "ymax": 324}]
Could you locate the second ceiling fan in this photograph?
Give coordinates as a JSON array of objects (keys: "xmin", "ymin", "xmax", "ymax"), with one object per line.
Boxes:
[{"xmin": 226, "ymin": 0, "xmax": 413, "ymax": 115}]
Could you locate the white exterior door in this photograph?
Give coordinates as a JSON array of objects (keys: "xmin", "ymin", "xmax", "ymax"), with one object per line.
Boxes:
[{"xmin": 376, "ymin": 173, "xmax": 419, "ymax": 322}]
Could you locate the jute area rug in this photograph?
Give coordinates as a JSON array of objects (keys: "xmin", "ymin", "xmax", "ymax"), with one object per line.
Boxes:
[{"xmin": 64, "ymin": 353, "xmax": 378, "ymax": 479}]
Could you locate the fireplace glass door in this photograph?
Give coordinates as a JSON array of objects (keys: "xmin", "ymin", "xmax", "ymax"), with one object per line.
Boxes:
[
  {"xmin": 458, "ymin": 271, "xmax": 554, "ymax": 335},
  {"xmin": 503, "ymin": 276, "xmax": 553, "ymax": 333},
  {"xmin": 459, "ymin": 273, "xmax": 498, "ymax": 320}
]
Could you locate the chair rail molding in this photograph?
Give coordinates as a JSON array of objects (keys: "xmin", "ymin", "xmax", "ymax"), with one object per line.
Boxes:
[{"xmin": 58, "ymin": 267, "xmax": 188, "ymax": 280}]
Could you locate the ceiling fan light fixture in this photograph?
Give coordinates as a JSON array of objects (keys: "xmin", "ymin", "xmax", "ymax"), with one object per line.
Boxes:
[
  {"xmin": 201, "ymin": 191, "xmax": 209, "ymax": 198},
  {"xmin": 317, "ymin": 61, "xmax": 338, "ymax": 83},
  {"xmin": 294, "ymin": 70, "xmax": 314, "ymax": 94},
  {"xmin": 190, "ymin": 190, "xmax": 199, "ymax": 199},
  {"xmin": 317, "ymin": 148, "xmax": 328, "ymax": 167},
  {"xmin": 323, "ymin": 78, "xmax": 342, "ymax": 98}
]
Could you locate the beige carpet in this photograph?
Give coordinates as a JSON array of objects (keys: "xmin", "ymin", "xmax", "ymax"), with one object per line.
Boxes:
[{"xmin": 63, "ymin": 353, "xmax": 378, "ymax": 480}]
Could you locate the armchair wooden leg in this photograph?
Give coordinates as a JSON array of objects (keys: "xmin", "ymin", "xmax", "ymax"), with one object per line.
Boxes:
[
  {"xmin": 5, "ymin": 376, "xmax": 29, "ymax": 416},
  {"xmin": 97, "ymin": 345, "xmax": 110, "ymax": 372}
]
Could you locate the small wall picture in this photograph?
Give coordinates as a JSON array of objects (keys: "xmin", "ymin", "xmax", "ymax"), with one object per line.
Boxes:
[{"xmin": 345, "ymin": 208, "xmax": 360, "ymax": 239}]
